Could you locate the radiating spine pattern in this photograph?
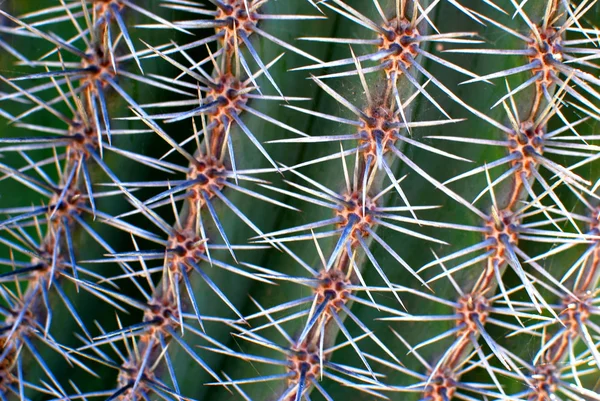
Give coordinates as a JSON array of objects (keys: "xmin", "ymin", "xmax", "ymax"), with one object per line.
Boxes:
[{"xmin": 0, "ymin": 1, "xmax": 599, "ymax": 401}]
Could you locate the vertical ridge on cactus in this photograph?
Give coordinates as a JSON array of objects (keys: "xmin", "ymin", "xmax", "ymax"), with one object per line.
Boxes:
[{"xmin": 1, "ymin": 1, "xmax": 599, "ymax": 401}]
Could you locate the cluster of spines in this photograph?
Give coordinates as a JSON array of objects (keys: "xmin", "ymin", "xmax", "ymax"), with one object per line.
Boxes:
[
  {"xmin": 0, "ymin": 1, "xmax": 133, "ymax": 398},
  {"xmin": 0, "ymin": 1, "xmax": 167, "ymax": 398},
  {"xmin": 63, "ymin": 1, "xmax": 329, "ymax": 400},
  {"xmin": 375, "ymin": 2, "xmax": 600, "ymax": 400},
  {"xmin": 0, "ymin": 1, "xmax": 236, "ymax": 399},
  {"xmin": 210, "ymin": 1, "xmax": 589, "ymax": 400},
  {"xmin": 0, "ymin": 1, "xmax": 599, "ymax": 401},
  {"xmin": 242, "ymin": 0, "xmax": 600, "ymax": 400}
]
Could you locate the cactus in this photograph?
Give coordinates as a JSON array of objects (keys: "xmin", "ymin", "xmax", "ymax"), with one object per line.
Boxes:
[{"xmin": 1, "ymin": 1, "xmax": 599, "ymax": 401}]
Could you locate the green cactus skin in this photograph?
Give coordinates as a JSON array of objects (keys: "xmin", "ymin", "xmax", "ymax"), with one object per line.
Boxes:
[{"xmin": 0, "ymin": 1, "xmax": 599, "ymax": 401}]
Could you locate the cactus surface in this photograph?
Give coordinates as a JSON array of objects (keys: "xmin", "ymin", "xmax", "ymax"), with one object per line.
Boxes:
[{"xmin": 1, "ymin": 1, "xmax": 600, "ymax": 401}]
